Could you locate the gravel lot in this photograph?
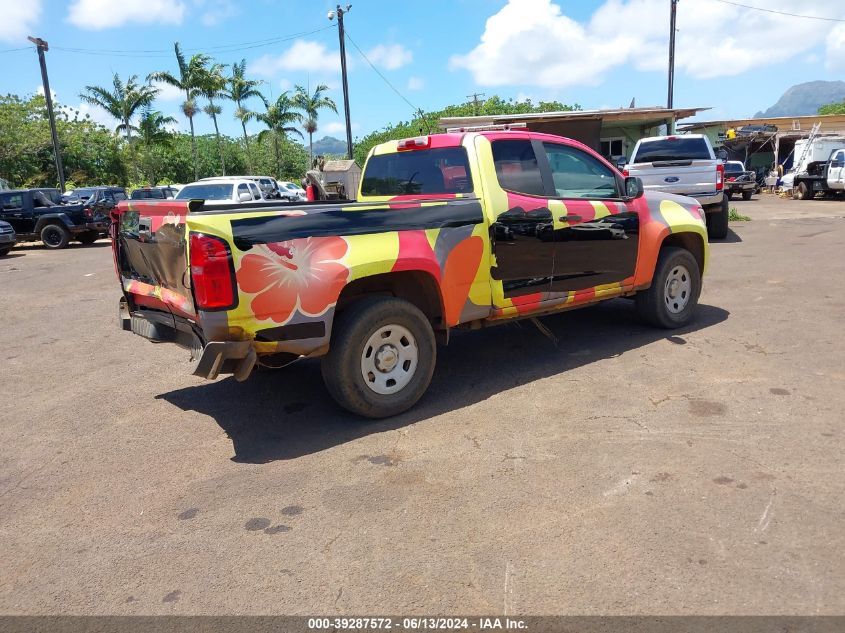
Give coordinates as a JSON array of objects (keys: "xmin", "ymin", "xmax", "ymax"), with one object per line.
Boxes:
[{"xmin": 1, "ymin": 195, "xmax": 843, "ymax": 615}]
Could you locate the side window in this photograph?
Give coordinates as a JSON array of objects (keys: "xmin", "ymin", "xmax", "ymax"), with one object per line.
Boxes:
[
  {"xmin": 237, "ymin": 183, "xmax": 250, "ymax": 199},
  {"xmin": 491, "ymin": 140, "xmax": 545, "ymax": 196},
  {"xmin": 249, "ymin": 183, "xmax": 261, "ymax": 199},
  {"xmin": 542, "ymin": 143, "xmax": 619, "ymax": 199},
  {"xmin": 2, "ymin": 194, "xmax": 23, "ymax": 209}
]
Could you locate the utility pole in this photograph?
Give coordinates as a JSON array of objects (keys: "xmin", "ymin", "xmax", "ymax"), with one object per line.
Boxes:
[
  {"xmin": 667, "ymin": 0, "xmax": 678, "ymax": 110},
  {"xmin": 28, "ymin": 36, "xmax": 65, "ymax": 192},
  {"xmin": 467, "ymin": 92, "xmax": 485, "ymax": 116},
  {"xmin": 329, "ymin": 5, "xmax": 354, "ymax": 160}
]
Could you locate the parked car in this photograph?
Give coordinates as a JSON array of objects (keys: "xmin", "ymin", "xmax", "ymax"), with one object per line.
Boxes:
[
  {"xmin": 114, "ymin": 129, "xmax": 709, "ymax": 418},
  {"xmin": 0, "ymin": 220, "xmax": 16, "ymax": 256},
  {"xmin": 198, "ymin": 176, "xmax": 281, "ymax": 199},
  {"xmin": 624, "ymin": 134, "xmax": 729, "ymax": 239},
  {"xmin": 724, "ymin": 161, "xmax": 756, "ymax": 201},
  {"xmin": 175, "ymin": 179, "xmax": 265, "ymax": 204},
  {"xmin": 278, "ymin": 180, "xmax": 307, "ymax": 201},
  {"xmin": 130, "ymin": 186, "xmax": 179, "ymax": 200},
  {"xmin": 0, "ymin": 188, "xmax": 103, "ymax": 248}
]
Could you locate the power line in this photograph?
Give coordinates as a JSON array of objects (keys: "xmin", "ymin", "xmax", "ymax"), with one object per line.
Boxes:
[
  {"xmin": 44, "ymin": 25, "xmax": 334, "ymax": 58},
  {"xmin": 711, "ymin": 0, "xmax": 845, "ymax": 22},
  {"xmin": 343, "ymin": 28, "xmax": 419, "ymax": 114},
  {"xmin": 0, "ymin": 46, "xmax": 32, "ymax": 54}
]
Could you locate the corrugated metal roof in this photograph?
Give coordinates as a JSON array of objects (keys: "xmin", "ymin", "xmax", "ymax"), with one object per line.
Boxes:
[{"xmin": 439, "ymin": 106, "xmax": 708, "ymax": 128}]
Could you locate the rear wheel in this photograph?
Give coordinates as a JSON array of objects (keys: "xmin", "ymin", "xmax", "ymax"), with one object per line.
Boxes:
[
  {"xmin": 794, "ymin": 182, "xmax": 813, "ymax": 200},
  {"xmin": 705, "ymin": 195, "xmax": 729, "ymax": 240},
  {"xmin": 40, "ymin": 223, "xmax": 70, "ymax": 249},
  {"xmin": 321, "ymin": 297, "xmax": 436, "ymax": 418},
  {"xmin": 742, "ymin": 190, "xmax": 752, "ymax": 201},
  {"xmin": 725, "ymin": 191, "xmax": 733, "ymax": 201},
  {"xmin": 635, "ymin": 247, "xmax": 701, "ymax": 329}
]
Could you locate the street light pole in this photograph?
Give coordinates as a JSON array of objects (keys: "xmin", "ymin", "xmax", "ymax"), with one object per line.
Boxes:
[
  {"xmin": 28, "ymin": 36, "xmax": 65, "ymax": 191},
  {"xmin": 329, "ymin": 5, "xmax": 354, "ymax": 160},
  {"xmin": 667, "ymin": 0, "xmax": 678, "ymax": 111}
]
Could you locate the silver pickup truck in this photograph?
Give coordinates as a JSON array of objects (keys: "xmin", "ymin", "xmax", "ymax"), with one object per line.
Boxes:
[{"xmin": 624, "ymin": 134, "xmax": 729, "ymax": 239}]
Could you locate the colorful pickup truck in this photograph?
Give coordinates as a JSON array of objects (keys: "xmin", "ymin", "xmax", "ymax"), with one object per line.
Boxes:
[{"xmin": 113, "ymin": 130, "xmax": 709, "ymax": 417}]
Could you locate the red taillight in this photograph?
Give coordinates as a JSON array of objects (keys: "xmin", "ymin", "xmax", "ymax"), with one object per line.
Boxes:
[
  {"xmin": 397, "ymin": 136, "xmax": 431, "ymax": 151},
  {"xmin": 84, "ymin": 208, "xmax": 94, "ymax": 219},
  {"xmin": 716, "ymin": 163, "xmax": 724, "ymax": 191},
  {"xmin": 622, "ymin": 169, "xmax": 629, "ymax": 178},
  {"xmin": 190, "ymin": 233, "xmax": 237, "ymax": 311}
]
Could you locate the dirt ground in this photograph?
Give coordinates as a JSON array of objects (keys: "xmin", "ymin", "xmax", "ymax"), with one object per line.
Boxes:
[{"xmin": 0, "ymin": 195, "xmax": 843, "ymax": 615}]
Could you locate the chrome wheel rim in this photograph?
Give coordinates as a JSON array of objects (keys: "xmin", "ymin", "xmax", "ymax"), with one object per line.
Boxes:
[
  {"xmin": 360, "ymin": 324, "xmax": 418, "ymax": 395},
  {"xmin": 664, "ymin": 264, "xmax": 692, "ymax": 314}
]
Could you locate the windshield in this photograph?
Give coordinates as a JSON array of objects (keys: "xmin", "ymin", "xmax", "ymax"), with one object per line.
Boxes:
[
  {"xmin": 634, "ymin": 137, "xmax": 711, "ymax": 162},
  {"xmin": 361, "ymin": 147, "xmax": 473, "ymax": 196},
  {"xmin": 176, "ymin": 184, "xmax": 233, "ymax": 200}
]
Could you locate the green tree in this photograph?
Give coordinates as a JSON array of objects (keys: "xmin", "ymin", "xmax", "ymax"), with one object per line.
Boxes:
[
  {"xmin": 136, "ymin": 107, "xmax": 176, "ymax": 184},
  {"xmin": 256, "ymin": 93, "xmax": 304, "ymax": 178},
  {"xmin": 818, "ymin": 100, "xmax": 845, "ymax": 115},
  {"xmin": 148, "ymin": 43, "xmax": 212, "ymax": 181},
  {"xmin": 227, "ymin": 59, "xmax": 264, "ymax": 172},
  {"xmin": 79, "ymin": 73, "xmax": 158, "ymax": 142},
  {"xmin": 292, "ymin": 84, "xmax": 338, "ymax": 165},
  {"xmin": 200, "ymin": 62, "xmax": 229, "ymax": 176}
]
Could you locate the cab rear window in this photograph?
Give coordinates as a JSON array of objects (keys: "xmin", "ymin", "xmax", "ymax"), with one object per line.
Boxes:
[
  {"xmin": 361, "ymin": 147, "xmax": 472, "ymax": 196},
  {"xmin": 633, "ymin": 137, "xmax": 711, "ymax": 162}
]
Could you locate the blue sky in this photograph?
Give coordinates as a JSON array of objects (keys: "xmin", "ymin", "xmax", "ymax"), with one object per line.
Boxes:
[{"xmin": 2, "ymin": 0, "xmax": 844, "ymax": 141}]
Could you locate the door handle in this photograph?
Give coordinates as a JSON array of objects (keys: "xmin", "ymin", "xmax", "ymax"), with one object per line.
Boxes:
[{"xmin": 560, "ymin": 214, "xmax": 582, "ymax": 222}]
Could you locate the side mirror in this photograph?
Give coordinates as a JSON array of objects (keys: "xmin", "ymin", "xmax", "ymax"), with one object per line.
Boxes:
[
  {"xmin": 238, "ymin": 192, "xmax": 253, "ymax": 202},
  {"xmin": 624, "ymin": 176, "xmax": 644, "ymax": 200},
  {"xmin": 616, "ymin": 157, "xmax": 628, "ymax": 171}
]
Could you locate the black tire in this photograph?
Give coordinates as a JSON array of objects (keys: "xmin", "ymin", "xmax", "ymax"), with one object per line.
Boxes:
[
  {"xmin": 77, "ymin": 231, "xmax": 99, "ymax": 245},
  {"xmin": 321, "ymin": 296, "xmax": 436, "ymax": 418},
  {"xmin": 742, "ymin": 190, "xmax": 752, "ymax": 201},
  {"xmin": 705, "ymin": 195, "xmax": 729, "ymax": 240},
  {"xmin": 795, "ymin": 182, "xmax": 813, "ymax": 200},
  {"xmin": 0, "ymin": 247, "xmax": 11, "ymax": 257},
  {"xmin": 635, "ymin": 247, "xmax": 701, "ymax": 329},
  {"xmin": 40, "ymin": 223, "xmax": 71, "ymax": 249},
  {"xmin": 725, "ymin": 191, "xmax": 733, "ymax": 201}
]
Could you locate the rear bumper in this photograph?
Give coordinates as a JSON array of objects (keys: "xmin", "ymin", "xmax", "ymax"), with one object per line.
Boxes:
[
  {"xmin": 118, "ymin": 298, "xmax": 256, "ymax": 381},
  {"xmin": 726, "ymin": 181, "xmax": 755, "ymax": 192},
  {"xmin": 690, "ymin": 192, "xmax": 724, "ymax": 207}
]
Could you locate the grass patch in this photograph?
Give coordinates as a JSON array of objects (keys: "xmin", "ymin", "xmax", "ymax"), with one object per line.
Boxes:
[{"xmin": 729, "ymin": 207, "xmax": 751, "ymax": 222}]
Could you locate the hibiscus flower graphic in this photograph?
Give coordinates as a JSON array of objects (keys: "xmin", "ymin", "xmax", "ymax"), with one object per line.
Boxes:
[{"xmin": 237, "ymin": 236, "xmax": 348, "ymax": 323}]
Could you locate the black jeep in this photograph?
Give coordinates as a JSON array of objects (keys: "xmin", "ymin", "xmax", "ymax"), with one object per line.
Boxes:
[{"xmin": 0, "ymin": 188, "xmax": 108, "ymax": 249}]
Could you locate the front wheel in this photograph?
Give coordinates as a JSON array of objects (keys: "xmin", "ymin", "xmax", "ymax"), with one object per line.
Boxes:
[
  {"xmin": 794, "ymin": 182, "xmax": 813, "ymax": 200},
  {"xmin": 635, "ymin": 247, "xmax": 701, "ymax": 329},
  {"xmin": 0, "ymin": 247, "xmax": 11, "ymax": 257},
  {"xmin": 321, "ymin": 297, "xmax": 436, "ymax": 418},
  {"xmin": 40, "ymin": 223, "xmax": 70, "ymax": 249}
]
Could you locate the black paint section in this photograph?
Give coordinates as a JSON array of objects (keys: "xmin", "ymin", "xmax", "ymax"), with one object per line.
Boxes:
[
  {"xmin": 490, "ymin": 206, "xmax": 554, "ymax": 297},
  {"xmin": 230, "ymin": 198, "xmax": 483, "ymax": 250},
  {"xmin": 550, "ymin": 211, "xmax": 639, "ymax": 291},
  {"xmin": 255, "ymin": 321, "xmax": 327, "ymax": 342}
]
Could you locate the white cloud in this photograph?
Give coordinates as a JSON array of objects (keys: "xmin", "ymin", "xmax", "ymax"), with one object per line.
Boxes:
[
  {"xmin": 451, "ymin": 0, "xmax": 845, "ymax": 88},
  {"xmin": 196, "ymin": 0, "xmax": 239, "ymax": 26},
  {"xmin": 323, "ymin": 121, "xmax": 360, "ymax": 135},
  {"xmin": 152, "ymin": 81, "xmax": 184, "ymax": 102},
  {"xmin": 365, "ymin": 43, "xmax": 412, "ymax": 70},
  {"xmin": 826, "ymin": 24, "xmax": 845, "ymax": 71},
  {"xmin": 407, "ymin": 76, "xmax": 424, "ymax": 91},
  {"xmin": 250, "ymin": 40, "xmax": 341, "ymax": 76},
  {"xmin": 73, "ymin": 102, "xmax": 116, "ymax": 128},
  {"xmin": 67, "ymin": 0, "xmax": 186, "ymax": 29},
  {"xmin": 0, "ymin": 0, "xmax": 42, "ymax": 43}
]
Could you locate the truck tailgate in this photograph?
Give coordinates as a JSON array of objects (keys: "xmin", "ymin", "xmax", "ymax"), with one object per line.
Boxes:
[
  {"xmin": 628, "ymin": 160, "xmax": 718, "ymax": 197},
  {"xmin": 114, "ymin": 200, "xmax": 196, "ymax": 317}
]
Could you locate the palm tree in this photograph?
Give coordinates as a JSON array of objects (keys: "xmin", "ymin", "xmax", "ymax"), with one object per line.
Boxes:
[
  {"xmin": 200, "ymin": 62, "xmax": 228, "ymax": 176},
  {"xmin": 148, "ymin": 43, "xmax": 211, "ymax": 180},
  {"xmin": 256, "ymin": 92, "xmax": 304, "ymax": 178},
  {"xmin": 292, "ymin": 84, "xmax": 337, "ymax": 166},
  {"xmin": 79, "ymin": 73, "xmax": 157, "ymax": 142},
  {"xmin": 227, "ymin": 59, "xmax": 264, "ymax": 172},
  {"xmin": 137, "ymin": 107, "xmax": 176, "ymax": 184}
]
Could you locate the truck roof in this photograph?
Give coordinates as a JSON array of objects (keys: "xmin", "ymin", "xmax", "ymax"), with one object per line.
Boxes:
[{"xmin": 372, "ymin": 130, "xmax": 597, "ymax": 154}]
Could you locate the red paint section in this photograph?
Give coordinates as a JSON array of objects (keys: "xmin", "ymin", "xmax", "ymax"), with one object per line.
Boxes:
[
  {"xmin": 392, "ymin": 231, "xmax": 442, "ymax": 282},
  {"xmin": 510, "ymin": 292, "xmax": 545, "ymax": 314}
]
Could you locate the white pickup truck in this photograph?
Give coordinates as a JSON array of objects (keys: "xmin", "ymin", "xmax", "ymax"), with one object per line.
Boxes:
[{"xmin": 624, "ymin": 134, "xmax": 729, "ymax": 239}]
